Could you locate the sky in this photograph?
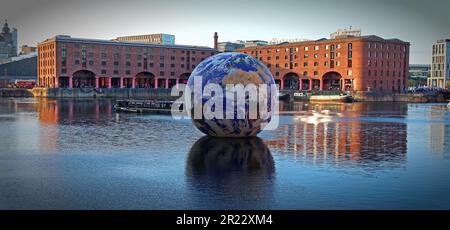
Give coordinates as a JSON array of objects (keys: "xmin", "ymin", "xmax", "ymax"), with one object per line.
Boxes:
[{"xmin": 1, "ymin": 0, "xmax": 449, "ymax": 64}]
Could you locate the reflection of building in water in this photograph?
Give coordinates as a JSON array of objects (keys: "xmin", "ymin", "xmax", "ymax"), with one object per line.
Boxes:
[
  {"xmin": 268, "ymin": 103, "xmax": 408, "ymax": 169},
  {"xmin": 186, "ymin": 137, "xmax": 275, "ymax": 208},
  {"xmin": 428, "ymin": 123, "xmax": 450, "ymax": 157},
  {"xmin": 37, "ymin": 99, "xmax": 114, "ymax": 124},
  {"xmin": 36, "ymin": 99, "xmax": 115, "ymax": 152}
]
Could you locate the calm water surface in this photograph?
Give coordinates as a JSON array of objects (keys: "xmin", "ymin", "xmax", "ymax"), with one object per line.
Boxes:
[{"xmin": 0, "ymin": 98, "xmax": 450, "ymax": 209}]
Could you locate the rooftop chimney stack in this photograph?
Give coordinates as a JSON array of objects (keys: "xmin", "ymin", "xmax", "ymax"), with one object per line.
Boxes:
[{"xmin": 214, "ymin": 32, "xmax": 218, "ymax": 50}]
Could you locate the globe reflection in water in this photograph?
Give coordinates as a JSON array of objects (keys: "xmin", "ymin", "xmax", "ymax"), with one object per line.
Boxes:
[{"xmin": 186, "ymin": 136, "xmax": 275, "ymax": 208}]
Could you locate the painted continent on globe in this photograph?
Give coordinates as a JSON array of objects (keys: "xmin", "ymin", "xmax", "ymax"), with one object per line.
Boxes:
[{"xmin": 186, "ymin": 52, "xmax": 276, "ymax": 137}]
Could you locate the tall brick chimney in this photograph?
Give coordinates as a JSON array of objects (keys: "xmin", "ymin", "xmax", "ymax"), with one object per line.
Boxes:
[{"xmin": 213, "ymin": 32, "xmax": 218, "ymax": 50}]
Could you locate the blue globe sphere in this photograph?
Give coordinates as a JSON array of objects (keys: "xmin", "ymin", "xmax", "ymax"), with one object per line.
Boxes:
[{"xmin": 187, "ymin": 52, "xmax": 276, "ymax": 137}]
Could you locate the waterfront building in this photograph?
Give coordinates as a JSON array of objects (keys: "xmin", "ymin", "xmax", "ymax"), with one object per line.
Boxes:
[
  {"xmin": 236, "ymin": 35, "xmax": 410, "ymax": 92},
  {"xmin": 217, "ymin": 41, "xmax": 245, "ymax": 52},
  {"xmin": 114, "ymin": 34, "xmax": 175, "ymax": 45},
  {"xmin": 37, "ymin": 35, "xmax": 217, "ymax": 88},
  {"xmin": 0, "ymin": 52, "xmax": 37, "ymax": 87},
  {"xmin": 269, "ymin": 38, "xmax": 311, "ymax": 45},
  {"xmin": 20, "ymin": 45, "xmax": 37, "ymax": 55},
  {"xmin": 409, "ymin": 64, "xmax": 430, "ymax": 86},
  {"xmin": 0, "ymin": 20, "xmax": 18, "ymax": 64},
  {"xmin": 330, "ymin": 27, "xmax": 362, "ymax": 39},
  {"xmin": 428, "ymin": 39, "xmax": 450, "ymax": 88},
  {"xmin": 244, "ymin": 40, "xmax": 268, "ymax": 47}
]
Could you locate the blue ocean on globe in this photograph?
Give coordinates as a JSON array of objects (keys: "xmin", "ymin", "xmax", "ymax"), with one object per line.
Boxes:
[{"xmin": 187, "ymin": 52, "xmax": 276, "ymax": 137}]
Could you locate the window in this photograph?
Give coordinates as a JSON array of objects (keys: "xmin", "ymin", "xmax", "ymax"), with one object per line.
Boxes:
[
  {"xmin": 336, "ymin": 52, "xmax": 341, "ymax": 57},
  {"xmin": 324, "ymin": 61, "xmax": 328, "ymax": 66},
  {"xmin": 138, "ymin": 62, "xmax": 142, "ymax": 67},
  {"xmin": 114, "ymin": 61, "xmax": 119, "ymax": 66},
  {"xmin": 348, "ymin": 43, "xmax": 353, "ymax": 50},
  {"xmin": 170, "ymin": 56, "xmax": 175, "ymax": 61},
  {"xmin": 303, "ymin": 62, "xmax": 308, "ymax": 67},
  {"xmin": 171, "ymin": 72, "xmax": 175, "ymax": 76},
  {"xmin": 304, "ymin": 54, "xmax": 308, "ymax": 58},
  {"xmin": 314, "ymin": 54, "xmax": 318, "ymax": 58},
  {"xmin": 160, "ymin": 56, "xmax": 164, "ymax": 61},
  {"xmin": 336, "ymin": 61, "xmax": 341, "ymax": 66},
  {"xmin": 101, "ymin": 53, "xmax": 107, "ymax": 59},
  {"xmin": 348, "ymin": 51, "xmax": 352, "ymax": 58},
  {"xmin": 348, "ymin": 70, "xmax": 352, "ymax": 76},
  {"xmin": 275, "ymin": 64, "xmax": 279, "ymax": 68},
  {"xmin": 348, "ymin": 60, "xmax": 352, "ymax": 67},
  {"xmin": 160, "ymin": 71, "xmax": 165, "ymax": 76},
  {"xmin": 314, "ymin": 71, "xmax": 318, "ymax": 75},
  {"xmin": 337, "ymin": 44, "xmax": 341, "ymax": 49},
  {"xmin": 314, "ymin": 45, "xmax": 319, "ymax": 50},
  {"xmin": 126, "ymin": 54, "xmax": 131, "ymax": 59},
  {"xmin": 149, "ymin": 63, "xmax": 154, "ymax": 67},
  {"xmin": 314, "ymin": 62, "xmax": 318, "ymax": 66},
  {"xmin": 114, "ymin": 70, "xmax": 119, "ymax": 75},
  {"xmin": 304, "ymin": 47, "xmax": 309, "ymax": 51},
  {"xmin": 325, "ymin": 45, "xmax": 329, "ymax": 50},
  {"xmin": 325, "ymin": 53, "xmax": 329, "ymax": 58},
  {"xmin": 75, "ymin": 60, "xmax": 80, "ymax": 65},
  {"xmin": 285, "ymin": 63, "xmax": 288, "ymax": 67},
  {"xmin": 126, "ymin": 70, "xmax": 131, "ymax": 75},
  {"xmin": 126, "ymin": 62, "xmax": 131, "ymax": 67},
  {"xmin": 275, "ymin": 72, "xmax": 279, "ymax": 76},
  {"xmin": 89, "ymin": 60, "xmax": 94, "ymax": 65},
  {"xmin": 160, "ymin": 63, "xmax": 164, "ymax": 68},
  {"xmin": 303, "ymin": 71, "xmax": 308, "ymax": 76}
]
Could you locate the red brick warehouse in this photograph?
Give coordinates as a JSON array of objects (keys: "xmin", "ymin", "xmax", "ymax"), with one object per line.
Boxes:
[
  {"xmin": 37, "ymin": 35, "xmax": 217, "ymax": 89},
  {"xmin": 236, "ymin": 35, "xmax": 410, "ymax": 92}
]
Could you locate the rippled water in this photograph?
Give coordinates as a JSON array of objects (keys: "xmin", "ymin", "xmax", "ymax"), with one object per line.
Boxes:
[{"xmin": 0, "ymin": 98, "xmax": 450, "ymax": 209}]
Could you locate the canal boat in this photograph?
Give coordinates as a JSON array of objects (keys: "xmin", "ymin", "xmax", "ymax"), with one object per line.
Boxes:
[
  {"xmin": 113, "ymin": 99, "xmax": 183, "ymax": 114},
  {"xmin": 309, "ymin": 94, "xmax": 354, "ymax": 103}
]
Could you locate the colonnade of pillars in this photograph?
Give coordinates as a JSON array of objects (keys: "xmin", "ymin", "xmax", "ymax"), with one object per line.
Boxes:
[
  {"xmin": 60, "ymin": 77, "xmax": 188, "ymax": 89},
  {"xmin": 279, "ymin": 78, "xmax": 352, "ymax": 91}
]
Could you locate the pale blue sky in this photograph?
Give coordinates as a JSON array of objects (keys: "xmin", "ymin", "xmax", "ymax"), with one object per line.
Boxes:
[{"xmin": 1, "ymin": 0, "xmax": 449, "ymax": 64}]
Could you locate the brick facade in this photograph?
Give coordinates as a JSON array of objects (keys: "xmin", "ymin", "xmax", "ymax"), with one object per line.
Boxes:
[
  {"xmin": 37, "ymin": 36, "xmax": 217, "ymax": 89},
  {"xmin": 236, "ymin": 35, "xmax": 410, "ymax": 92}
]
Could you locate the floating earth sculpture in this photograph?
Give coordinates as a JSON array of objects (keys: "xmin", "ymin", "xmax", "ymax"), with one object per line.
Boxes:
[{"xmin": 187, "ymin": 52, "xmax": 276, "ymax": 137}]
